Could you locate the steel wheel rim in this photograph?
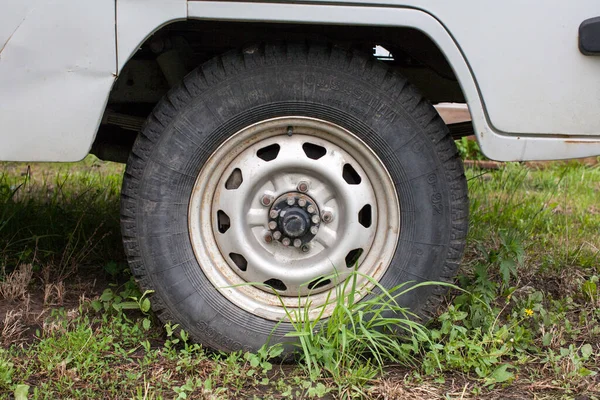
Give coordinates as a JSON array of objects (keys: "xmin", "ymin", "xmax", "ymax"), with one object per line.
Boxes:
[{"xmin": 188, "ymin": 117, "xmax": 400, "ymax": 321}]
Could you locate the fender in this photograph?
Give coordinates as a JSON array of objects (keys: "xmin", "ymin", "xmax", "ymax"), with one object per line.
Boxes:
[
  {"xmin": 187, "ymin": 1, "xmax": 600, "ymax": 161},
  {"xmin": 117, "ymin": 0, "xmax": 187, "ymax": 72}
]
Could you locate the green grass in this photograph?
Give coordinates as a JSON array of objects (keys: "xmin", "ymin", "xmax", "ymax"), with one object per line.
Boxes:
[
  {"xmin": 0, "ymin": 157, "xmax": 125, "ymax": 282},
  {"xmin": 0, "ymin": 155, "xmax": 599, "ymax": 399},
  {"xmin": 467, "ymin": 162, "xmax": 600, "ymax": 274},
  {"xmin": 279, "ymin": 271, "xmax": 446, "ymax": 398}
]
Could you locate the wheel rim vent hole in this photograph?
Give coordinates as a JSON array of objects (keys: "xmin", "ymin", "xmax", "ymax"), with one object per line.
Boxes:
[
  {"xmin": 229, "ymin": 253, "xmax": 247, "ymax": 271},
  {"xmin": 264, "ymin": 279, "xmax": 287, "ymax": 291},
  {"xmin": 217, "ymin": 210, "xmax": 231, "ymax": 233},
  {"xmin": 302, "ymin": 142, "xmax": 327, "ymax": 160},
  {"xmin": 343, "ymin": 163, "xmax": 362, "ymax": 185},
  {"xmin": 358, "ymin": 204, "xmax": 372, "ymax": 228},
  {"xmin": 308, "ymin": 278, "xmax": 331, "ymax": 290},
  {"xmin": 257, "ymin": 144, "xmax": 280, "ymax": 161},
  {"xmin": 345, "ymin": 248, "xmax": 364, "ymax": 268},
  {"xmin": 225, "ymin": 168, "xmax": 243, "ymax": 190}
]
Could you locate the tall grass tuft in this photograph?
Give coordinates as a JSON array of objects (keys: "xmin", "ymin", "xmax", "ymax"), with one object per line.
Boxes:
[{"xmin": 276, "ymin": 271, "xmax": 453, "ymax": 396}]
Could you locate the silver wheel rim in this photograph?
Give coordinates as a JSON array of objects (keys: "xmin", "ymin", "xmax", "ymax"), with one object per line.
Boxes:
[{"xmin": 188, "ymin": 117, "xmax": 400, "ymax": 321}]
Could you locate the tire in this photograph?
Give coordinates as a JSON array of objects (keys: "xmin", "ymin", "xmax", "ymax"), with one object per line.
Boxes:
[{"xmin": 120, "ymin": 42, "xmax": 469, "ymax": 353}]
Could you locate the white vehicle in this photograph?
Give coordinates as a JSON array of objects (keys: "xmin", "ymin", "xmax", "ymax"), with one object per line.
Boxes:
[{"xmin": 2, "ymin": 1, "xmax": 599, "ymax": 352}]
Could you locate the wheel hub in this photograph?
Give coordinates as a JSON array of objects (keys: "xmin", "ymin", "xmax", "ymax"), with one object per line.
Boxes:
[
  {"xmin": 281, "ymin": 211, "xmax": 308, "ymax": 237},
  {"xmin": 268, "ymin": 192, "xmax": 321, "ymax": 247}
]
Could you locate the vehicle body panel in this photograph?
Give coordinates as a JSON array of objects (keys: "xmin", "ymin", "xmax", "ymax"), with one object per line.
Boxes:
[
  {"xmin": 0, "ymin": 0, "xmax": 599, "ymax": 162},
  {"xmin": 117, "ymin": 0, "xmax": 187, "ymax": 72},
  {"xmin": 225, "ymin": 0, "xmax": 600, "ymax": 136},
  {"xmin": 0, "ymin": 0, "xmax": 116, "ymax": 161},
  {"xmin": 0, "ymin": 1, "xmax": 32, "ymax": 51},
  {"xmin": 188, "ymin": 1, "xmax": 600, "ymax": 161}
]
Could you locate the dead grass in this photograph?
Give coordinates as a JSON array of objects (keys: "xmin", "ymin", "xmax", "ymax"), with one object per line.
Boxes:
[
  {"xmin": 0, "ymin": 264, "xmax": 33, "ymax": 301},
  {"xmin": 43, "ymin": 282, "xmax": 65, "ymax": 306},
  {"xmin": 1, "ymin": 309, "xmax": 28, "ymax": 346},
  {"xmin": 370, "ymin": 369, "xmax": 600, "ymax": 400}
]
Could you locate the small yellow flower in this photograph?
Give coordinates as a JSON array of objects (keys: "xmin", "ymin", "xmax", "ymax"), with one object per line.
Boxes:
[{"xmin": 524, "ymin": 308, "xmax": 534, "ymax": 317}]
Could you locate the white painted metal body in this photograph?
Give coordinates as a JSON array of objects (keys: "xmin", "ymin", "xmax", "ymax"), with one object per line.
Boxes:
[
  {"xmin": 0, "ymin": 0, "xmax": 116, "ymax": 161},
  {"xmin": 1, "ymin": 0, "xmax": 599, "ymax": 162}
]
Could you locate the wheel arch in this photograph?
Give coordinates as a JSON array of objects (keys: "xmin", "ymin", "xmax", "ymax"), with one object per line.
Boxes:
[
  {"xmin": 97, "ymin": 4, "xmax": 481, "ymax": 162},
  {"xmin": 107, "ymin": 3, "xmax": 600, "ymax": 162}
]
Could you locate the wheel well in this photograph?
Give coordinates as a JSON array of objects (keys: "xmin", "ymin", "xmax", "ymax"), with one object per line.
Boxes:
[{"xmin": 93, "ymin": 20, "xmax": 467, "ymax": 162}]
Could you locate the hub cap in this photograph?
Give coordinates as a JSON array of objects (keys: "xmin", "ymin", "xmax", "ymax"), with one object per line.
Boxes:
[
  {"xmin": 188, "ymin": 117, "xmax": 400, "ymax": 321},
  {"xmin": 269, "ymin": 192, "xmax": 320, "ymax": 246}
]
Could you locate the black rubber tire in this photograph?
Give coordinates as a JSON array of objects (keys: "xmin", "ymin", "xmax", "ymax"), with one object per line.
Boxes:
[{"xmin": 120, "ymin": 42, "xmax": 469, "ymax": 353}]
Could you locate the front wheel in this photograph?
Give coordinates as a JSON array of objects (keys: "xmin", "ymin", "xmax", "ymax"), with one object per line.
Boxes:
[{"xmin": 121, "ymin": 43, "xmax": 469, "ymax": 352}]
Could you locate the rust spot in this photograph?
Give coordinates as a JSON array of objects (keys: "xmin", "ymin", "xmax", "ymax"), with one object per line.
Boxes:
[
  {"xmin": 372, "ymin": 261, "xmax": 385, "ymax": 279},
  {"xmin": 264, "ymin": 233, "xmax": 273, "ymax": 243},
  {"xmin": 564, "ymin": 140, "xmax": 600, "ymax": 144}
]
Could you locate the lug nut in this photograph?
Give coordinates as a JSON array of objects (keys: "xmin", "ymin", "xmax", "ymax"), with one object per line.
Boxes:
[
  {"xmin": 311, "ymin": 215, "xmax": 321, "ymax": 224},
  {"xmin": 297, "ymin": 181, "xmax": 309, "ymax": 193},
  {"xmin": 301, "ymin": 244, "xmax": 310, "ymax": 253},
  {"xmin": 293, "ymin": 239, "xmax": 302, "ymax": 248},
  {"xmin": 310, "ymin": 226, "xmax": 319, "ymax": 235},
  {"xmin": 282, "ymin": 237, "xmax": 291, "ymax": 246},
  {"xmin": 298, "ymin": 198, "xmax": 307, "ymax": 207},
  {"xmin": 264, "ymin": 232, "xmax": 273, "ymax": 243},
  {"xmin": 287, "ymin": 196, "xmax": 296, "ymax": 206},
  {"xmin": 273, "ymin": 231, "xmax": 282, "ymax": 240},
  {"xmin": 269, "ymin": 209, "xmax": 279, "ymax": 219},
  {"xmin": 306, "ymin": 205, "xmax": 316, "ymax": 214},
  {"xmin": 321, "ymin": 211, "xmax": 334, "ymax": 223},
  {"xmin": 261, "ymin": 194, "xmax": 274, "ymax": 207},
  {"xmin": 268, "ymin": 221, "xmax": 277, "ymax": 230}
]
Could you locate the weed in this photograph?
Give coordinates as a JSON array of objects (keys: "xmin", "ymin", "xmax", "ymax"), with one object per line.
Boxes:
[
  {"xmin": 277, "ymin": 270, "xmax": 444, "ymax": 397},
  {"xmin": 542, "ymin": 343, "xmax": 597, "ymax": 385},
  {"xmin": 244, "ymin": 343, "xmax": 284, "ymax": 383},
  {"xmin": 13, "ymin": 384, "xmax": 29, "ymax": 400},
  {"xmin": 0, "ymin": 350, "xmax": 14, "ymax": 390},
  {"xmin": 456, "ymin": 137, "xmax": 485, "ymax": 160},
  {"xmin": 581, "ymin": 275, "xmax": 598, "ymax": 303}
]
